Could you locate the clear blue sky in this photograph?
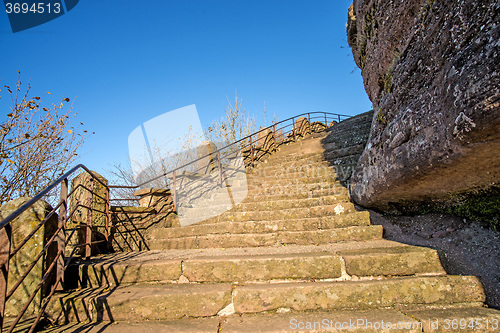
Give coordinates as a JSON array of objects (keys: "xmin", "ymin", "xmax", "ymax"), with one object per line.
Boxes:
[{"xmin": 0, "ymin": 0, "xmax": 371, "ymax": 180}]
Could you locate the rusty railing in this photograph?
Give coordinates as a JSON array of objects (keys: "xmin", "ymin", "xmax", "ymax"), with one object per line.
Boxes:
[{"xmin": 0, "ymin": 165, "xmax": 109, "ymax": 332}]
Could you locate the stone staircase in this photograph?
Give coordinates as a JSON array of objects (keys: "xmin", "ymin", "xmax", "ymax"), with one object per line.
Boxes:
[{"xmin": 43, "ymin": 114, "xmax": 500, "ymax": 332}]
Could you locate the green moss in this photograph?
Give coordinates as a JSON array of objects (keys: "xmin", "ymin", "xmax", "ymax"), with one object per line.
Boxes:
[
  {"xmin": 378, "ymin": 74, "xmax": 393, "ymax": 95},
  {"xmin": 396, "ymin": 187, "xmax": 500, "ymax": 231},
  {"xmin": 442, "ymin": 187, "xmax": 500, "ymax": 230},
  {"xmin": 376, "ymin": 107, "xmax": 388, "ymax": 126},
  {"xmin": 363, "ymin": 0, "xmax": 378, "ymax": 39},
  {"xmin": 358, "ymin": 36, "xmax": 368, "ymax": 69}
]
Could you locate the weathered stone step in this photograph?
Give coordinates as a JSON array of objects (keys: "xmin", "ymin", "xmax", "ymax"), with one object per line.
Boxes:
[
  {"xmin": 321, "ymin": 143, "xmax": 365, "ymax": 159},
  {"xmin": 220, "ymin": 307, "xmax": 500, "ymax": 332},
  {"xmin": 47, "ymin": 283, "xmax": 233, "ymax": 323},
  {"xmin": 40, "ymin": 318, "xmax": 221, "ymax": 333},
  {"xmin": 261, "ymin": 151, "xmax": 334, "ymax": 166},
  {"xmin": 46, "ymin": 275, "xmax": 484, "ymax": 324},
  {"xmin": 247, "ymin": 174, "xmax": 340, "ymax": 188},
  {"xmin": 43, "ymin": 306, "xmax": 500, "ymax": 332},
  {"xmin": 78, "ymin": 243, "xmax": 445, "ymax": 288},
  {"xmin": 155, "ymin": 211, "xmax": 371, "ymax": 238},
  {"xmin": 323, "ymin": 121, "xmax": 372, "ymax": 138},
  {"xmin": 148, "ymin": 225, "xmax": 383, "ymax": 250},
  {"xmin": 181, "ymin": 202, "xmax": 356, "ymax": 223},
  {"xmin": 221, "ymin": 310, "xmax": 420, "ymax": 332},
  {"xmin": 246, "ymin": 164, "xmax": 337, "ymax": 181},
  {"xmin": 240, "ymin": 181, "xmax": 345, "ymax": 198},
  {"xmin": 322, "ymin": 134, "xmax": 370, "ymax": 149},
  {"xmin": 186, "ymin": 195, "xmax": 351, "ymax": 216},
  {"xmin": 240, "ymin": 186, "xmax": 349, "ymax": 202},
  {"xmin": 233, "ymin": 275, "xmax": 485, "ymax": 314}
]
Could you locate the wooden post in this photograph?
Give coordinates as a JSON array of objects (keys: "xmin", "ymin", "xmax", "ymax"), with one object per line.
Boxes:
[
  {"xmin": 85, "ymin": 178, "xmax": 94, "ymax": 259},
  {"xmin": 56, "ymin": 178, "xmax": 68, "ymax": 290},
  {"xmin": 325, "ymin": 113, "xmax": 328, "ymax": 127},
  {"xmin": 0, "ymin": 224, "xmax": 11, "ymax": 331}
]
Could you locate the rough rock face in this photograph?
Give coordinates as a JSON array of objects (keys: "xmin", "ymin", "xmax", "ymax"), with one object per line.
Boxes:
[{"xmin": 347, "ymin": 0, "xmax": 500, "ymax": 210}]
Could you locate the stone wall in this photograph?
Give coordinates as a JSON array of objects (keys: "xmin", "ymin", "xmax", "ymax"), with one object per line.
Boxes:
[
  {"xmin": 0, "ymin": 197, "xmax": 58, "ymax": 317},
  {"xmin": 111, "ymin": 190, "xmax": 176, "ymax": 251},
  {"xmin": 68, "ymin": 171, "xmax": 109, "ymax": 255},
  {"xmin": 347, "ymin": 0, "xmax": 500, "ymax": 211}
]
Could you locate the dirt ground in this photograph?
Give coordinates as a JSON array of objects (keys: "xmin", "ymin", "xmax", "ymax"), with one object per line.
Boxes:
[{"xmin": 361, "ymin": 208, "xmax": 500, "ymax": 309}]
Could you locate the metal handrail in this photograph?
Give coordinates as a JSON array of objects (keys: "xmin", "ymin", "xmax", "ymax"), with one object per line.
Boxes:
[
  {"xmin": 110, "ymin": 111, "xmax": 349, "ymax": 191},
  {"xmin": 0, "ymin": 164, "xmax": 108, "ymax": 230},
  {"xmin": 0, "ymin": 164, "xmax": 110, "ymax": 333}
]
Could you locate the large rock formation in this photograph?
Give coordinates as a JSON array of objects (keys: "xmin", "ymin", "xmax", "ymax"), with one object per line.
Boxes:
[{"xmin": 347, "ymin": 0, "xmax": 500, "ymax": 211}]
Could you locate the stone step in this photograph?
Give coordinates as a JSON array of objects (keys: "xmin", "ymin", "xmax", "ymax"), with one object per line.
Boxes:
[
  {"xmin": 40, "ymin": 318, "xmax": 221, "ymax": 333},
  {"xmin": 154, "ymin": 211, "xmax": 372, "ymax": 239},
  {"xmin": 220, "ymin": 307, "xmax": 500, "ymax": 332},
  {"xmin": 247, "ymin": 174, "xmax": 340, "ymax": 188},
  {"xmin": 240, "ymin": 186, "xmax": 349, "ymax": 202},
  {"xmin": 325, "ymin": 121, "xmax": 372, "ymax": 137},
  {"xmin": 77, "ymin": 242, "xmax": 445, "ymax": 288},
  {"xmin": 240, "ymin": 181, "xmax": 345, "ymax": 198},
  {"xmin": 179, "ymin": 202, "xmax": 356, "ymax": 223},
  {"xmin": 148, "ymin": 225, "xmax": 383, "ymax": 250},
  {"xmin": 43, "ymin": 307, "xmax": 500, "ymax": 332},
  {"xmin": 246, "ymin": 165, "xmax": 337, "ymax": 182},
  {"xmin": 46, "ymin": 275, "xmax": 484, "ymax": 323},
  {"xmin": 252, "ymin": 151, "xmax": 332, "ymax": 167},
  {"xmin": 322, "ymin": 143, "xmax": 365, "ymax": 159},
  {"xmin": 232, "ymin": 275, "xmax": 485, "ymax": 314},
  {"xmin": 47, "ymin": 284, "xmax": 233, "ymax": 323},
  {"xmin": 322, "ymin": 134, "xmax": 370, "ymax": 149},
  {"xmin": 185, "ymin": 195, "xmax": 351, "ymax": 216}
]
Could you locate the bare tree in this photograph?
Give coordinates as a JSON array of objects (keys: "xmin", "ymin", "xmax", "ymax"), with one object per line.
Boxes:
[
  {"xmin": 205, "ymin": 92, "xmax": 256, "ymax": 148},
  {"xmin": 0, "ymin": 73, "xmax": 91, "ymax": 205}
]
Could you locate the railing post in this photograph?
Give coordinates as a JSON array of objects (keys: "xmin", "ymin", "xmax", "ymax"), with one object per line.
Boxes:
[
  {"xmin": 293, "ymin": 118, "xmax": 297, "ymax": 142},
  {"xmin": 273, "ymin": 124, "xmax": 277, "ymax": 152},
  {"xmin": 0, "ymin": 224, "xmax": 11, "ymax": 331},
  {"xmin": 85, "ymin": 178, "xmax": 94, "ymax": 259},
  {"xmin": 325, "ymin": 113, "xmax": 328, "ymax": 127},
  {"xmin": 338, "ymin": 114, "xmax": 341, "ymax": 123},
  {"xmin": 105, "ymin": 186, "xmax": 110, "ymax": 246},
  {"xmin": 308, "ymin": 113, "xmax": 311, "ymax": 134},
  {"xmin": 249, "ymin": 136, "xmax": 254, "ymax": 166},
  {"xmin": 56, "ymin": 178, "xmax": 68, "ymax": 290},
  {"xmin": 172, "ymin": 171, "xmax": 177, "ymax": 212},
  {"xmin": 217, "ymin": 151, "xmax": 222, "ymax": 188}
]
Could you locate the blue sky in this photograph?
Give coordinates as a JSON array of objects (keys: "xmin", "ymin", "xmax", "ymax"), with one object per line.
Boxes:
[{"xmin": 0, "ymin": 0, "xmax": 371, "ymax": 180}]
